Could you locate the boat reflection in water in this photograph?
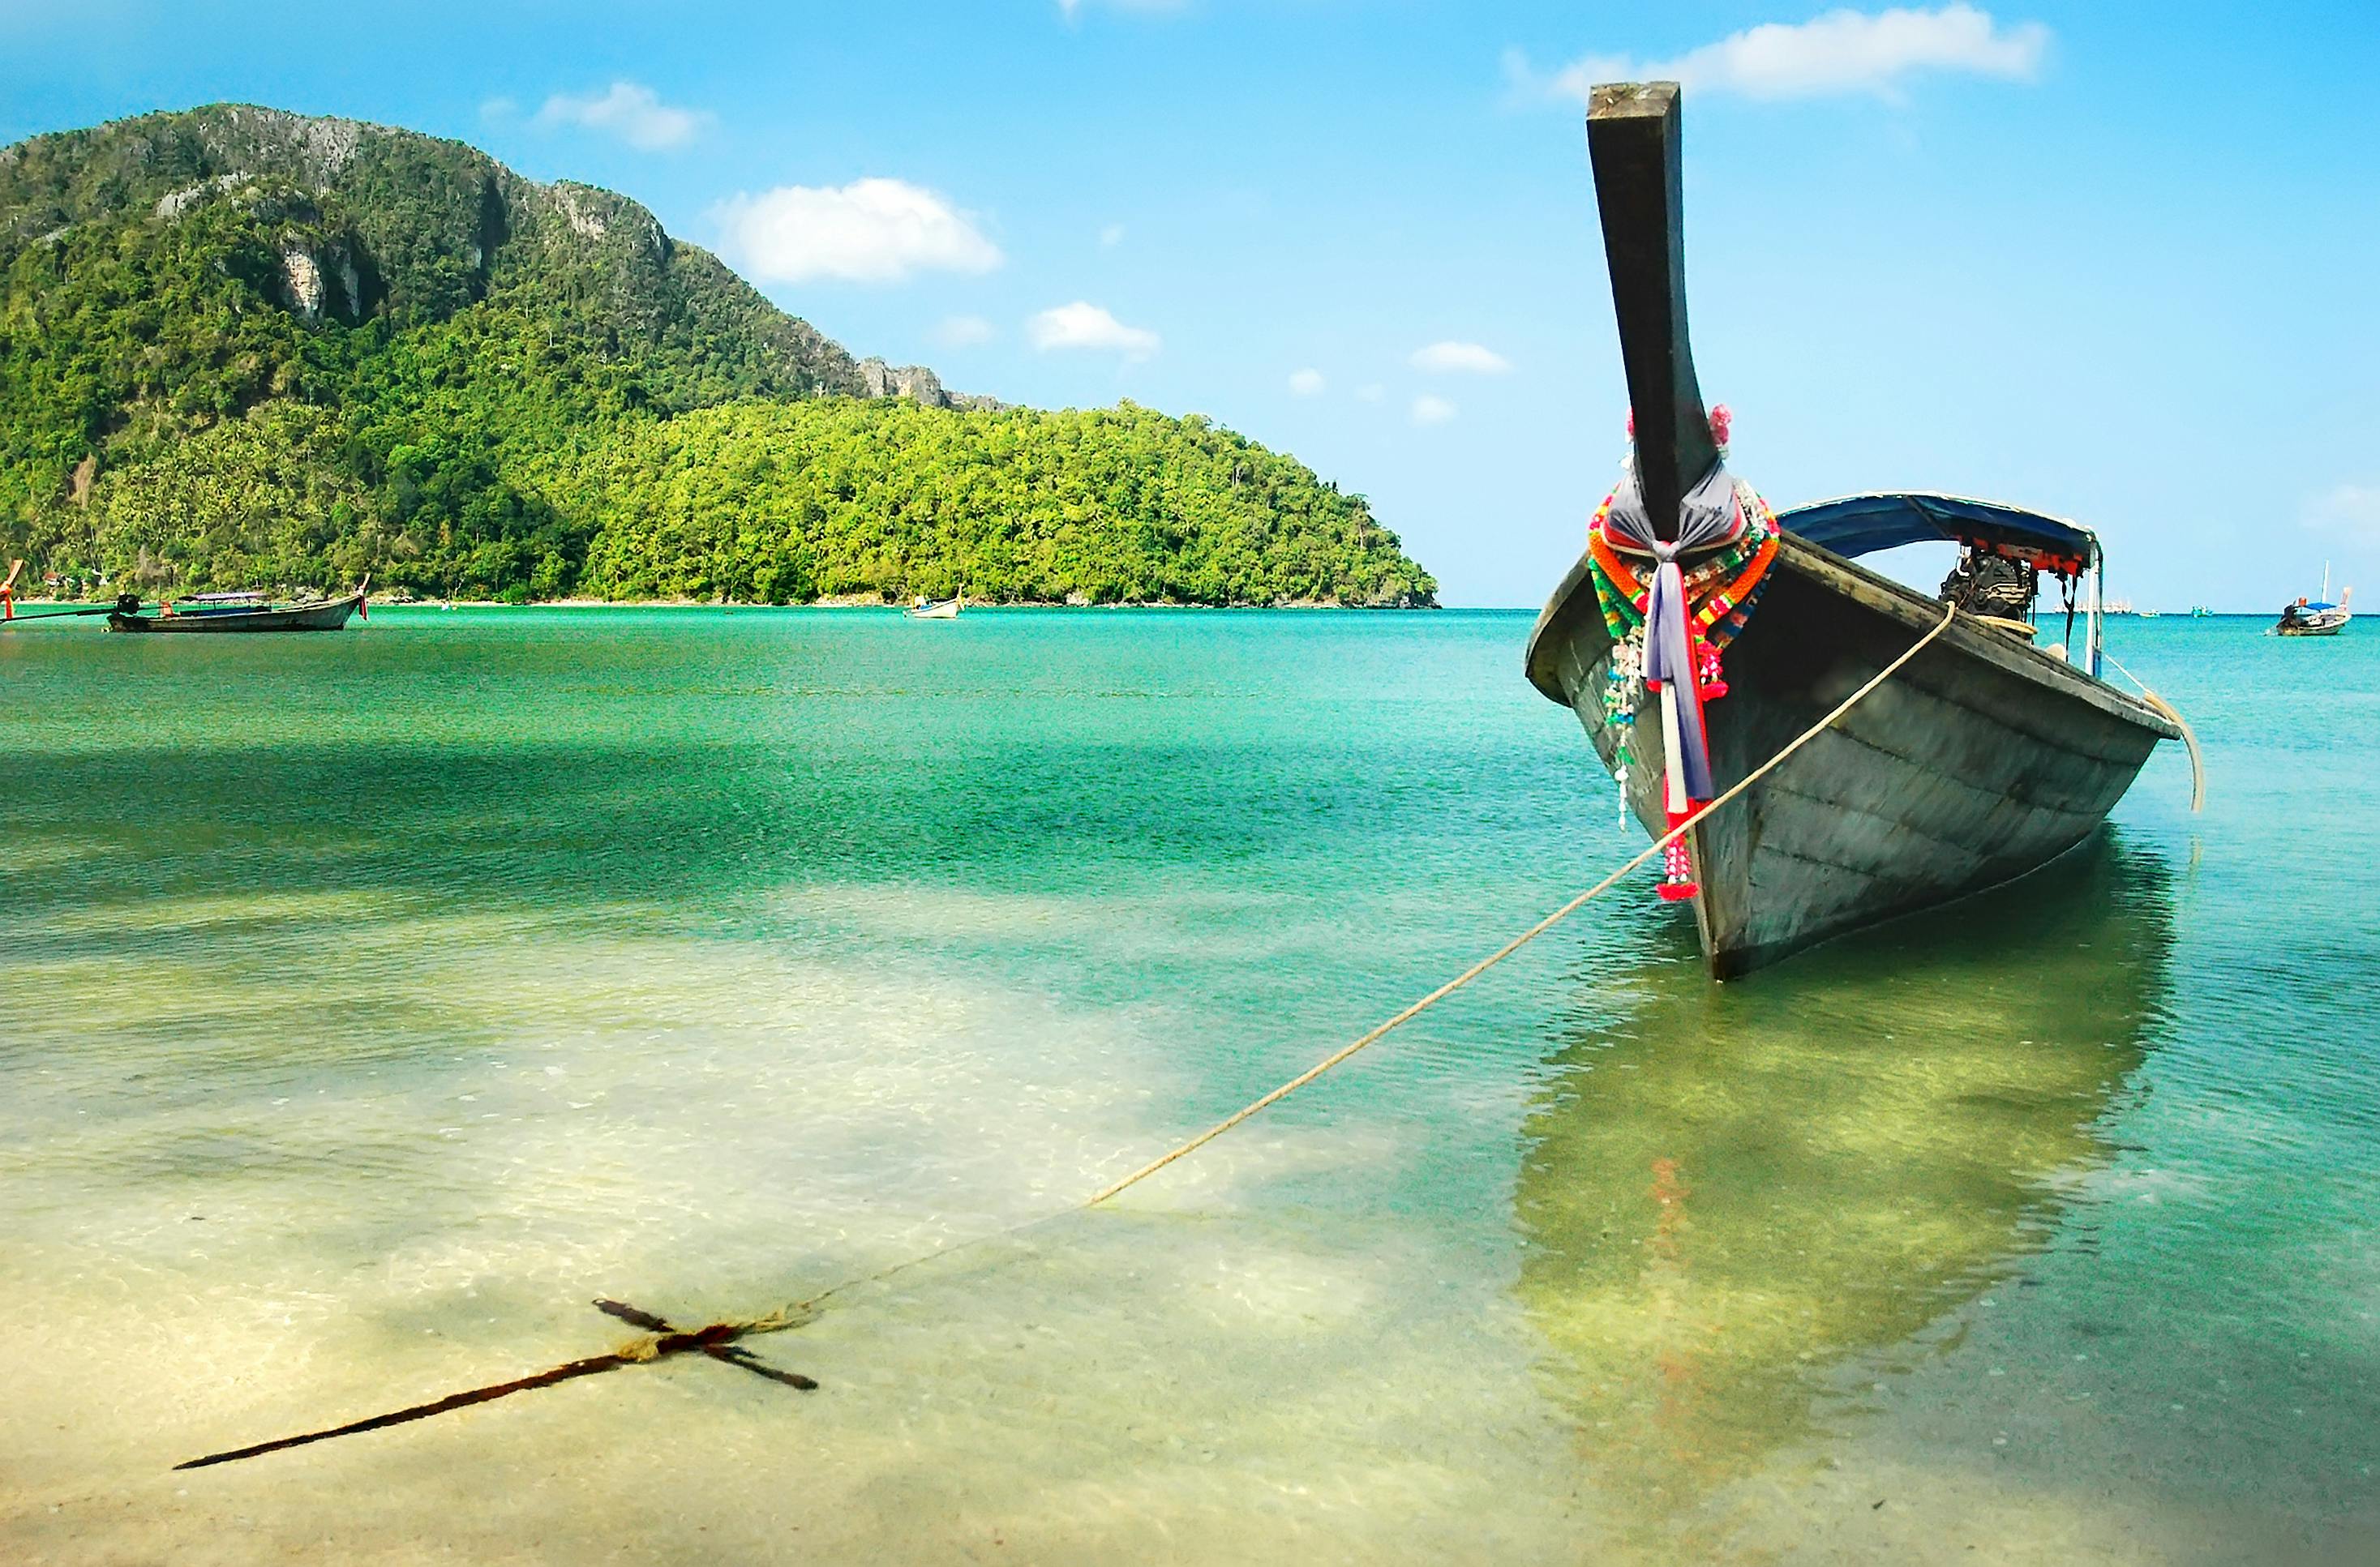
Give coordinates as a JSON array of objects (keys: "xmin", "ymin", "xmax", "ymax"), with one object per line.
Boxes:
[{"xmin": 1515, "ymin": 834, "xmax": 2173, "ymax": 1519}]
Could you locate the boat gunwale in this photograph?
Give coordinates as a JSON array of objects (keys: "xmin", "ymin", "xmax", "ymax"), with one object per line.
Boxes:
[
  {"xmin": 108, "ymin": 586, "xmax": 367, "ymax": 632},
  {"xmin": 1524, "ymin": 529, "xmax": 2182, "ymax": 742}
]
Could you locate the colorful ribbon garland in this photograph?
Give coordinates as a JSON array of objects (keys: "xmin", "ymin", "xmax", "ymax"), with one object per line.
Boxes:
[{"xmin": 1584, "ymin": 471, "xmax": 1781, "ymax": 899}]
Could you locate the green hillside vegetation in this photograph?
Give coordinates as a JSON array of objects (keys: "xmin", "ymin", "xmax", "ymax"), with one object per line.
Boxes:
[{"xmin": 0, "ymin": 105, "xmax": 1434, "ymax": 606}]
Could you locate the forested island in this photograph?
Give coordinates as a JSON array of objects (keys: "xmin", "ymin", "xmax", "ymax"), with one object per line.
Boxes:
[{"xmin": 0, "ymin": 105, "xmax": 1435, "ymax": 606}]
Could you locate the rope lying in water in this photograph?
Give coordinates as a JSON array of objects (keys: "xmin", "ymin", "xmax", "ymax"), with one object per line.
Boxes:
[
  {"xmin": 175, "ymin": 602, "xmax": 1960, "ymax": 1472},
  {"xmin": 2103, "ymin": 651, "xmax": 2206, "ymax": 812}
]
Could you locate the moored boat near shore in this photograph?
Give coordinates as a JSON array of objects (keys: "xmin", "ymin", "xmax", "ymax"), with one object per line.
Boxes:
[
  {"xmin": 1524, "ymin": 82, "xmax": 2182, "ymax": 978},
  {"xmin": 106, "ymin": 581, "xmax": 369, "ymax": 633}
]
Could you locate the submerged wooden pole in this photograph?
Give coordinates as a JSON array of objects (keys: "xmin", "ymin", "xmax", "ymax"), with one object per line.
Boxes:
[{"xmin": 174, "ymin": 1299, "xmax": 814, "ymax": 1471}]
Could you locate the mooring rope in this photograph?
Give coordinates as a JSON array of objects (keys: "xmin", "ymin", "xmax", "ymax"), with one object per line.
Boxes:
[
  {"xmin": 1081, "ymin": 600, "xmax": 1959, "ymax": 1204},
  {"xmin": 2103, "ymin": 651, "xmax": 2206, "ymax": 812},
  {"xmin": 175, "ymin": 602, "xmax": 1961, "ymax": 1471}
]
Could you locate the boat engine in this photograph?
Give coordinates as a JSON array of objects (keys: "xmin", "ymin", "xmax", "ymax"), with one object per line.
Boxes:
[{"xmin": 1939, "ymin": 548, "xmax": 2037, "ymax": 622}]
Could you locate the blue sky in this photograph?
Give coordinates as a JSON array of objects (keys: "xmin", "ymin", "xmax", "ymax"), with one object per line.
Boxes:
[{"xmin": 4, "ymin": 1, "xmax": 2374, "ymax": 608}]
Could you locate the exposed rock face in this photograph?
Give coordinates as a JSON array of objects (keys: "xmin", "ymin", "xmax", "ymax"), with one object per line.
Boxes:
[
  {"xmin": 281, "ymin": 247, "xmax": 324, "ymax": 320},
  {"xmin": 856, "ymin": 357, "xmax": 1003, "ymax": 412},
  {"xmin": 277, "ymin": 243, "xmax": 362, "ymax": 323},
  {"xmin": 541, "ymin": 181, "xmax": 668, "ymax": 261},
  {"xmin": 552, "ymin": 184, "xmax": 607, "ymax": 241},
  {"xmin": 858, "ymin": 357, "xmax": 938, "ymax": 402},
  {"xmin": 0, "ymin": 105, "xmax": 998, "ymax": 408},
  {"xmin": 285, "ymin": 111, "xmax": 360, "ymax": 181},
  {"xmin": 199, "ymin": 105, "xmax": 359, "ymax": 185},
  {"xmin": 154, "ymin": 173, "xmax": 247, "ymax": 220}
]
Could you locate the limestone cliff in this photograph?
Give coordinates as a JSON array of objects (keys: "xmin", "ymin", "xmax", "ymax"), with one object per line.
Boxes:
[{"xmin": 0, "ymin": 104, "xmax": 989, "ymax": 407}]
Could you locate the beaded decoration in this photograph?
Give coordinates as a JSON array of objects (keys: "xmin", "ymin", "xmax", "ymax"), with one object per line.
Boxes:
[{"xmin": 1582, "ymin": 455, "xmax": 1782, "ymax": 901}]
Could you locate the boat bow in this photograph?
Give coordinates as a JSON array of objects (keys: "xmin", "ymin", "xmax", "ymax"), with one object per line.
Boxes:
[{"xmin": 1529, "ymin": 80, "xmax": 2180, "ymax": 977}]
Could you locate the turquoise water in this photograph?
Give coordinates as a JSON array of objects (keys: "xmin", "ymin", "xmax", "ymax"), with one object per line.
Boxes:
[{"xmin": 0, "ymin": 608, "xmax": 2373, "ymax": 1562}]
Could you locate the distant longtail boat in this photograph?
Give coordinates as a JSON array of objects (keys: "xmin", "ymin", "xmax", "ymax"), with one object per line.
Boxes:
[
  {"xmin": 106, "ymin": 580, "xmax": 369, "ymax": 633},
  {"xmin": 1524, "ymin": 83, "xmax": 2182, "ymax": 978},
  {"xmin": 2273, "ymin": 565, "xmax": 2351, "ymax": 636}
]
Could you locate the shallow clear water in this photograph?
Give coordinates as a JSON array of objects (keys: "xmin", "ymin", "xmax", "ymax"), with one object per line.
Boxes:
[{"xmin": 1, "ymin": 608, "xmax": 2373, "ymax": 1563}]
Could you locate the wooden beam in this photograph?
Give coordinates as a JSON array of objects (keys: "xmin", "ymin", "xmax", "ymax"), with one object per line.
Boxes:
[
  {"xmin": 174, "ymin": 1298, "xmax": 816, "ymax": 1471},
  {"xmin": 1586, "ymin": 81, "xmax": 1716, "ymax": 545}
]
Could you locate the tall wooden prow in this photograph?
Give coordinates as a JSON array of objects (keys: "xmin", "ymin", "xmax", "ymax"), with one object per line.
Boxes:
[{"xmin": 1586, "ymin": 82, "xmax": 1716, "ymax": 545}]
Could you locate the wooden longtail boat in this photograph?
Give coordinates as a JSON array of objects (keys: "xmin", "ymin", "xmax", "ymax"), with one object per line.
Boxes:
[
  {"xmin": 1524, "ymin": 83, "xmax": 2181, "ymax": 979},
  {"xmin": 106, "ymin": 581, "xmax": 367, "ymax": 633},
  {"xmin": 2274, "ymin": 567, "xmax": 2351, "ymax": 636}
]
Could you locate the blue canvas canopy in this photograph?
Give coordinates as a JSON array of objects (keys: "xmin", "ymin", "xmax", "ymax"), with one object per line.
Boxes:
[
  {"xmin": 1776, "ymin": 492, "xmax": 2098, "ymax": 574},
  {"xmin": 1774, "ymin": 490, "xmax": 2108, "ymax": 676}
]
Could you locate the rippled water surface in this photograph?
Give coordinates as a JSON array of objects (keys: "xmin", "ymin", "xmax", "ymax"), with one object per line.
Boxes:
[{"xmin": 2, "ymin": 608, "xmax": 2374, "ymax": 1563}]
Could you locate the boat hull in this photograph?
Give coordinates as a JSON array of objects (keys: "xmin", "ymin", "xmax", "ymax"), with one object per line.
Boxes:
[
  {"xmin": 1526, "ymin": 534, "xmax": 2179, "ymax": 978},
  {"xmin": 109, "ymin": 593, "xmax": 363, "ymax": 633}
]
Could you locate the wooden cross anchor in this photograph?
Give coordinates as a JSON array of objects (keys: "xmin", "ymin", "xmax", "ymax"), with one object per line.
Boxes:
[
  {"xmin": 174, "ymin": 1298, "xmax": 817, "ymax": 1471},
  {"xmin": 587, "ymin": 1298, "xmax": 820, "ymax": 1390}
]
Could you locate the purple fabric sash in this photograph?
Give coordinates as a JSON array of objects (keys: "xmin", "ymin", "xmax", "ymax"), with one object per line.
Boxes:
[{"xmin": 1602, "ymin": 462, "xmax": 1743, "ymax": 801}]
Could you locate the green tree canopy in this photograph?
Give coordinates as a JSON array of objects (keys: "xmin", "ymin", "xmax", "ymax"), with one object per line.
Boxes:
[{"xmin": 1, "ymin": 105, "xmax": 1435, "ymax": 606}]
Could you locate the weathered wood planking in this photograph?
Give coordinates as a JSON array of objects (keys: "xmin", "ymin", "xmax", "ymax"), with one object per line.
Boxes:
[
  {"xmin": 1525, "ymin": 534, "xmax": 2178, "ymax": 978},
  {"xmin": 1541, "ymin": 78, "xmax": 2177, "ymax": 975}
]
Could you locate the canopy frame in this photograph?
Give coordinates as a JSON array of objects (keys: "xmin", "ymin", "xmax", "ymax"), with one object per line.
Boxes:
[{"xmin": 1777, "ymin": 491, "xmax": 2107, "ymax": 676}]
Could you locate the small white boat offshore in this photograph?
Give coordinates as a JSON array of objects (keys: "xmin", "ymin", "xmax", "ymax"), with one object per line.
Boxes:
[
  {"xmin": 904, "ymin": 591, "xmax": 963, "ymax": 620},
  {"xmin": 2275, "ymin": 565, "xmax": 2351, "ymax": 637}
]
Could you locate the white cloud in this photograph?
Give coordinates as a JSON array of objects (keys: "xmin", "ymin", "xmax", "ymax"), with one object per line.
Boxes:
[
  {"xmin": 1506, "ymin": 5, "xmax": 2050, "ymax": 104},
  {"xmin": 1412, "ymin": 340, "xmax": 1512, "ymax": 375},
  {"xmin": 479, "ymin": 96, "xmax": 519, "ymax": 123},
  {"xmin": 534, "ymin": 81, "xmax": 714, "ymax": 151},
  {"xmin": 1411, "ymin": 394, "xmax": 1458, "ymax": 426},
  {"xmin": 2306, "ymin": 483, "xmax": 2380, "ymax": 547},
  {"xmin": 1028, "ymin": 301, "xmax": 1161, "ymax": 358},
  {"xmin": 1100, "ymin": 223, "xmax": 1126, "ymax": 247},
  {"xmin": 933, "ymin": 314, "xmax": 997, "ymax": 349},
  {"xmin": 1288, "ymin": 368, "xmax": 1326, "ymax": 396},
  {"xmin": 714, "ymin": 179, "xmax": 1002, "ymax": 285},
  {"xmin": 1355, "ymin": 383, "xmax": 1385, "ymax": 403},
  {"xmin": 1503, "ymin": 49, "xmax": 1632, "ymax": 107}
]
